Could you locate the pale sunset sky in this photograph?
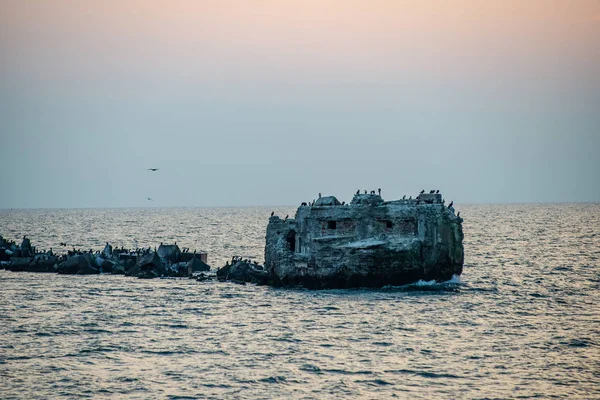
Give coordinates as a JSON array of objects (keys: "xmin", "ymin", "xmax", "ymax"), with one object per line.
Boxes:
[{"xmin": 0, "ymin": 1, "xmax": 599, "ymax": 207}]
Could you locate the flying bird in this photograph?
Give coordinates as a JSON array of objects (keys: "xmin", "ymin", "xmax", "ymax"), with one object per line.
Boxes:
[
  {"xmin": 147, "ymin": 168, "xmax": 159, "ymax": 172},
  {"xmin": 146, "ymin": 197, "xmax": 154, "ymax": 201}
]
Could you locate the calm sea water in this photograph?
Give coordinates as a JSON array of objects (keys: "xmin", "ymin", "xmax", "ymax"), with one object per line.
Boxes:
[{"xmin": 1, "ymin": 204, "xmax": 599, "ymax": 399}]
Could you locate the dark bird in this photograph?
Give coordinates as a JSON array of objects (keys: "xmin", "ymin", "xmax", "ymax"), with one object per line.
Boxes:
[
  {"xmin": 364, "ymin": 190, "xmax": 367, "ymax": 194},
  {"xmin": 420, "ymin": 189, "xmax": 425, "ymax": 194},
  {"xmin": 448, "ymin": 201, "xmax": 454, "ymax": 208},
  {"xmin": 457, "ymin": 211, "xmax": 461, "ymax": 218},
  {"xmin": 318, "ymin": 192, "xmax": 322, "ymax": 198},
  {"xmin": 430, "ymin": 190, "xmax": 435, "ymax": 194},
  {"xmin": 402, "ymin": 195, "xmax": 406, "ymax": 199},
  {"xmin": 147, "ymin": 168, "xmax": 159, "ymax": 171},
  {"xmin": 270, "ymin": 211, "xmax": 274, "ymax": 216},
  {"xmin": 356, "ymin": 189, "xmax": 360, "ymax": 195},
  {"xmin": 378, "ymin": 188, "xmax": 381, "ymax": 196},
  {"xmin": 146, "ymin": 197, "xmax": 154, "ymax": 201},
  {"xmin": 436, "ymin": 190, "xmax": 439, "ymax": 194},
  {"xmin": 60, "ymin": 242, "xmax": 67, "ymax": 247},
  {"xmin": 409, "ymin": 196, "xmax": 412, "ymax": 200},
  {"xmin": 284, "ymin": 215, "xmax": 289, "ymax": 221}
]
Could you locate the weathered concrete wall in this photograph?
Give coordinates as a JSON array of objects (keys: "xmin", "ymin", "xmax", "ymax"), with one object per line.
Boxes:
[{"xmin": 265, "ymin": 192, "xmax": 464, "ymax": 288}]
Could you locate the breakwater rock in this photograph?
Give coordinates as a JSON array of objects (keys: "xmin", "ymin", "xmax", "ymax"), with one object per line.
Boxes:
[
  {"xmin": 0, "ymin": 235, "xmax": 210, "ymax": 279},
  {"xmin": 264, "ymin": 191, "xmax": 464, "ymax": 289}
]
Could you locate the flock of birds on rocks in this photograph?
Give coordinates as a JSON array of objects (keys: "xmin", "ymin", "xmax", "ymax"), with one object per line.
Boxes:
[{"xmin": 270, "ymin": 189, "xmax": 461, "ymax": 221}]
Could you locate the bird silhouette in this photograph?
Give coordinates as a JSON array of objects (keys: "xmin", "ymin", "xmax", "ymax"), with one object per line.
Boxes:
[
  {"xmin": 270, "ymin": 211, "xmax": 274, "ymax": 217},
  {"xmin": 147, "ymin": 168, "xmax": 159, "ymax": 171},
  {"xmin": 146, "ymin": 197, "xmax": 154, "ymax": 201}
]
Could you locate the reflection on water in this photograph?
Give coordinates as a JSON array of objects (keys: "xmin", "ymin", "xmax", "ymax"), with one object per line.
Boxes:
[{"xmin": 0, "ymin": 204, "xmax": 599, "ymax": 399}]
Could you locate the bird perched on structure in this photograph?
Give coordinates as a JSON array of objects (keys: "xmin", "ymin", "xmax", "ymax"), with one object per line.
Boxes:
[
  {"xmin": 448, "ymin": 201, "xmax": 454, "ymax": 208},
  {"xmin": 402, "ymin": 195, "xmax": 406, "ymax": 199},
  {"xmin": 378, "ymin": 188, "xmax": 381, "ymax": 196},
  {"xmin": 341, "ymin": 201, "xmax": 345, "ymax": 205},
  {"xmin": 147, "ymin": 168, "xmax": 159, "ymax": 171},
  {"xmin": 436, "ymin": 190, "xmax": 439, "ymax": 194},
  {"xmin": 270, "ymin": 211, "xmax": 274, "ymax": 216},
  {"xmin": 430, "ymin": 190, "xmax": 435, "ymax": 194},
  {"xmin": 457, "ymin": 211, "xmax": 461, "ymax": 218},
  {"xmin": 284, "ymin": 215, "xmax": 289, "ymax": 221},
  {"xmin": 420, "ymin": 189, "xmax": 425, "ymax": 194}
]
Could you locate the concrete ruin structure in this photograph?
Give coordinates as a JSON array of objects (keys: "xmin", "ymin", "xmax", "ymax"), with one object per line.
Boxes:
[{"xmin": 265, "ymin": 191, "xmax": 464, "ymax": 288}]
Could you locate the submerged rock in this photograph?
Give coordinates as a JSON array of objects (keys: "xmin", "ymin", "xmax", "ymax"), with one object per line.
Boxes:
[{"xmin": 265, "ymin": 191, "xmax": 464, "ymax": 289}]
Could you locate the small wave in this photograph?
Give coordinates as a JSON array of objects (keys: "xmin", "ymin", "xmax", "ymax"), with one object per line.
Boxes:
[
  {"xmin": 259, "ymin": 376, "xmax": 287, "ymax": 384},
  {"xmin": 355, "ymin": 379, "xmax": 393, "ymax": 386},
  {"xmin": 299, "ymin": 364, "xmax": 322, "ymax": 374},
  {"xmin": 385, "ymin": 369, "xmax": 462, "ymax": 379},
  {"xmin": 382, "ymin": 275, "xmax": 463, "ymax": 292},
  {"xmin": 323, "ymin": 369, "xmax": 373, "ymax": 376}
]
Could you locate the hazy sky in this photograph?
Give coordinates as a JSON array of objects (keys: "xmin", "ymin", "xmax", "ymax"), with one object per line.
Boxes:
[{"xmin": 1, "ymin": 0, "xmax": 599, "ymax": 208}]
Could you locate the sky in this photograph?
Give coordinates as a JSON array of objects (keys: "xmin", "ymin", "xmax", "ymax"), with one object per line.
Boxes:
[{"xmin": 0, "ymin": 0, "xmax": 599, "ymax": 208}]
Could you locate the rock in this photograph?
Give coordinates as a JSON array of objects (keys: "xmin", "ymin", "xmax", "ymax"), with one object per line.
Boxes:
[
  {"xmin": 20, "ymin": 237, "xmax": 33, "ymax": 257},
  {"xmin": 188, "ymin": 257, "xmax": 210, "ymax": 274},
  {"xmin": 217, "ymin": 260, "xmax": 269, "ymax": 284},
  {"xmin": 100, "ymin": 259, "xmax": 116, "ymax": 273},
  {"xmin": 112, "ymin": 264, "xmax": 125, "ymax": 275},
  {"xmin": 127, "ymin": 252, "xmax": 164, "ymax": 278},
  {"xmin": 57, "ymin": 255, "xmax": 98, "ymax": 275},
  {"xmin": 102, "ymin": 243, "xmax": 113, "ymax": 258},
  {"xmin": 157, "ymin": 244, "xmax": 181, "ymax": 264},
  {"xmin": 7, "ymin": 257, "xmax": 33, "ymax": 271},
  {"xmin": 265, "ymin": 190, "xmax": 464, "ymax": 288}
]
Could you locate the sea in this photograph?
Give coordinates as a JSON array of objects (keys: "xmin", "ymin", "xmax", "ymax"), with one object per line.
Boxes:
[{"xmin": 0, "ymin": 204, "xmax": 599, "ymax": 399}]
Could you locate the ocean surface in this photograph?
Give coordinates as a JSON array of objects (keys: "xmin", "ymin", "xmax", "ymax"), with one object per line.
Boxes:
[{"xmin": 1, "ymin": 204, "xmax": 599, "ymax": 399}]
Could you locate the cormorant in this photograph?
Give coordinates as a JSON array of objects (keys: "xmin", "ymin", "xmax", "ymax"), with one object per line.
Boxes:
[
  {"xmin": 341, "ymin": 201, "xmax": 345, "ymax": 205},
  {"xmin": 364, "ymin": 190, "xmax": 367, "ymax": 194},
  {"xmin": 409, "ymin": 196, "xmax": 412, "ymax": 200},
  {"xmin": 436, "ymin": 190, "xmax": 439, "ymax": 194},
  {"xmin": 284, "ymin": 215, "xmax": 289, "ymax": 221},
  {"xmin": 420, "ymin": 189, "xmax": 425, "ymax": 194},
  {"xmin": 430, "ymin": 190, "xmax": 435, "ymax": 194},
  {"xmin": 270, "ymin": 211, "xmax": 274, "ymax": 217},
  {"xmin": 402, "ymin": 195, "xmax": 406, "ymax": 199},
  {"xmin": 356, "ymin": 189, "xmax": 360, "ymax": 195},
  {"xmin": 318, "ymin": 192, "xmax": 321, "ymax": 198},
  {"xmin": 378, "ymin": 188, "xmax": 381, "ymax": 196},
  {"xmin": 457, "ymin": 211, "xmax": 461, "ymax": 218},
  {"xmin": 448, "ymin": 201, "xmax": 453, "ymax": 208}
]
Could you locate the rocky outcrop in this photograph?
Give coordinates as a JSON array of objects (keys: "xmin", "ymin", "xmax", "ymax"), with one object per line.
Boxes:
[
  {"xmin": 265, "ymin": 191, "xmax": 464, "ymax": 289},
  {"xmin": 217, "ymin": 259, "xmax": 269, "ymax": 284}
]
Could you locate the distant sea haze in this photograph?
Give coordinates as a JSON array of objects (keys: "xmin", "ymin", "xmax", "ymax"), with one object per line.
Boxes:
[{"xmin": 1, "ymin": 204, "xmax": 599, "ymax": 398}]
